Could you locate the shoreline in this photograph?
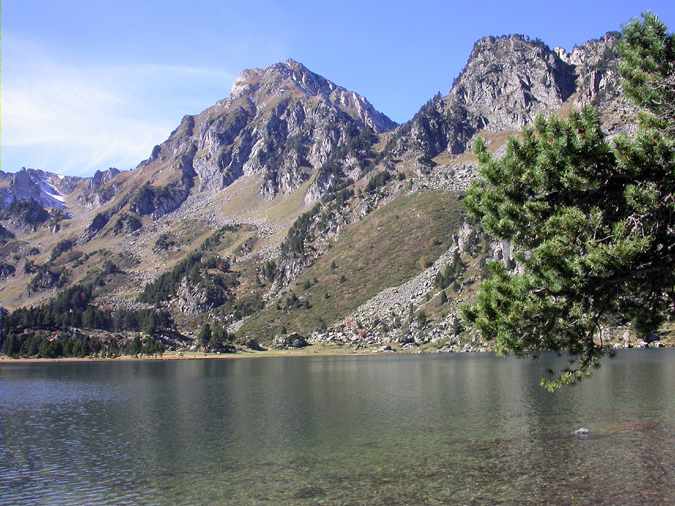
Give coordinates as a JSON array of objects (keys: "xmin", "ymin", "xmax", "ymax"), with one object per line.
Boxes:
[
  {"xmin": 1, "ymin": 343, "xmax": 672, "ymax": 365},
  {"xmin": 0, "ymin": 345, "xmax": 391, "ymax": 364}
]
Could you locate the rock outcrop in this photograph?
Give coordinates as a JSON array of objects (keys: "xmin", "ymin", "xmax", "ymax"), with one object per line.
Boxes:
[
  {"xmin": 0, "ymin": 262, "xmax": 16, "ymax": 280},
  {"xmin": 0, "ymin": 168, "xmax": 75, "ymax": 210},
  {"xmin": 0, "ymin": 224, "xmax": 15, "ymax": 243},
  {"xmin": 26, "ymin": 268, "xmax": 67, "ymax": 295},
  {"xmin": 386, "ymin": 32, "xmax": 632, "ymax": 161},
  {"xmin": 133, "ymin": 59, "xmax": 396, "ymax": 212},
  {"xmin": 77, "ymin": 167, "xmax": 124, "ymax": 208}
]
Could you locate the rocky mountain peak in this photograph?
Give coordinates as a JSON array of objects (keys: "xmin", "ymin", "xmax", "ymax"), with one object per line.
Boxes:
[
  {"xmin": 555, "ymin": 31, "xmax": 621, "ymax": 66},
  {"xmin": 229, "ymin": 58, "xmax": 337, "ymax": 105},
  {"xmin": 386, "ymin": 30, "xmax": 631, "ymax": 161},
  {"xmin": 468, "ymin": 33, "xmax": 550, "ymax": 58},
  {"xmin": 89, "ymin": 167, "xmax": 122, "ymax": 190},
  {"xmin": 449, "ymin": 33, "xmax": 576, "ymax": 130},
  {"xmin": 228, "ymin": 59, "xmax": 396, "ymax": 133},
  {"xmin": 0, "ymin": 168, "xmax": 77, "ymax": 210},
  {"xmin": 125, "ymin": 59, "xmax": 396, "ymax": 216}
]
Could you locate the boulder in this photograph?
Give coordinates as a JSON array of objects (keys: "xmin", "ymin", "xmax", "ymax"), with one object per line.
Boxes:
[
  {"xmin": 289, "ymin": 333, "xmax": 308, "ymax": 348},
  {"xmin": 272, "ymin": 332, "xmax": 308, "ymax": 349},
  {"xmin": 214, "ymin": 344, "xmax": 237, "ymax": 354},
  {"xmin": 399, "ymin": 334, "xmax": 414, "ymax": 345},
  {"xmin": 246, "ymin": 339, "xmax": 265, "ymax": 351}
]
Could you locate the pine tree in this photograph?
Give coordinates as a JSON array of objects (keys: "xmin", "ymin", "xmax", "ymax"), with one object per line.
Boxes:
[
  {"xmin": 2, "ymin": 332, "xmax": 17, "ymax": 357},
  {"xmin": 619, "ymin": 12, "xmax": 675, "ymax": 134},
  {"xmin": 208, "ymin": 324, "xmax": 230, "ymax": 351},
  {"xmin": 463, "ymin": 13, "xmax": 674, "ymax": 390},
  {"xmin": 198, "ymin": 324, "xmax": 212, "ymax": 350},
  {"xmin": 129, "ymin": 336, "xmax": 143, "ymax": 356}
]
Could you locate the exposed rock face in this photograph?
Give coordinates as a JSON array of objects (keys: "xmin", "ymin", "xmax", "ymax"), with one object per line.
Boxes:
[
  {"xmin": 0, "ymin": 224, "xmax": 15, "ymax": 243},
  {"xmin": 0, "ymin": 168, "xmax": 76, "ymax": 210},
  {"xmin": 176, "ymin": 278, "xmax": 214, "ymax": 314},
  {"xmin": 129, "ymin": 179, "xmax": 192, "ymax": 219},
  {"xmin": 0, "ymin": 198, "xmax": 51, "ymax": 231},
  {"xmin": 112, "ymin": 213, "xmax": 142, "ymax": 235},
  {"xmin": 78, "ymin": 168, "xmax": 124, "ymax": 208},
  {"xmin": 175, "ymin": 277, "xmax": 230, "ymax": 315},
  {"xmin": 245, "ymin": 338, "xmax": 265, "ymax": 351},
  {"xmin": 27, "ymin": 268, "xmax": 67, "ymax": 295},
  {"xmin": 453, "ymin": 35, "xmax": 576, "ymax": 130},
  {"xmin": 387, "ymin": 33, "xmax": 631, "ymax": 161},
  {"xmin": 89, "ymin": 168, "xmax": 121, "ymax": 190},
  {"xmin": 272, "ymin": 332, "xmax": 308, "ymax": 349},
  {"xmin": 136, "ymin": 59, "xmax": 396, "ymax": 207},
  {"xmin": 556, "ymin": 32, "xmax": 637, "ymax": 133},
  {"xmin": 229, "ymin": 59, "xmax": 396, "ymax": 132},
  {"xmin": 80, "ymin": 211, "xmax": 111, "ymax": 242}
]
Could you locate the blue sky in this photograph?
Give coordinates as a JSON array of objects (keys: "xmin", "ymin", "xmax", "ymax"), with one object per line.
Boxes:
[{"xmin": 2, "ymin": 1, "xmax": 674, "ymax": 176}]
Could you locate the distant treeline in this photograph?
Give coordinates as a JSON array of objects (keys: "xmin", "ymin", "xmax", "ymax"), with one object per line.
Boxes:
[
  {"xmin": 2, "ymin": 331, "xmax": 163, "ymax": 359},
  {"xmin": 1, "ymin": 282, "xmax": 173, "ymax": 358},
  {"xmin": 4, "ymin": 284, "xmax": 173, "ymax": 334}
]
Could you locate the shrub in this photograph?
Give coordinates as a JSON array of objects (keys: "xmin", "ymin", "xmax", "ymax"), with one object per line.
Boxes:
[
  {"xmin": 153, "ymin": 233, "xmax": 177, "ymax": 252},
  {"xmin": 366, "ymin": 171, "xmax": 391, "ymax": 193},
  {"xmin": 51, "ymin": 239, "xmax": 75, "ymax": 260},
  {"xmin": 281, "ymin": 205, "xmax": 320, "ymax": 256},
  {"xmin": 261, "ymin": 260, "xmax": 277, "ymax": 282}
]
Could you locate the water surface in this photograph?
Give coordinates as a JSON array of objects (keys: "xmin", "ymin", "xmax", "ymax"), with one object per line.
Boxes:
[{"xmin": 1, "ymin": 351, "xmax": 674, "ymax": 504}]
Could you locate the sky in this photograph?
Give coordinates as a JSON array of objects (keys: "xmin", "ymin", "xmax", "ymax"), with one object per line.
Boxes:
[{"xmin": 2, "ymin": 1, "xmax": 674, "ymax": 176}]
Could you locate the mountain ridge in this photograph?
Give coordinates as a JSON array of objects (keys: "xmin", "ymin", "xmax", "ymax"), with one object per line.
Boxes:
[
  {"xmin": 384, "ymin": 30, "xmax": 632, "ymax": 165},
  {"xmin": 0, "ymin": 26, "xmax": 648, "ymax": 356},
  {"xmin": 1, "ymin": 30, "xmax": 625, "ymax": 181}
]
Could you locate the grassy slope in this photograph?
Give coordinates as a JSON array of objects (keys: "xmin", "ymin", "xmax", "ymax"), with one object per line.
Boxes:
[{"xmin": 239, "ymin": 191, "xmax": 465, "ymax": 340}]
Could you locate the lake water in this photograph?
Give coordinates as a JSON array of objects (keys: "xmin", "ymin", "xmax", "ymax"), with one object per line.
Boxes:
[{"xmin": 1, "ymin": 351, "xmax": 673, "ymax": 505}]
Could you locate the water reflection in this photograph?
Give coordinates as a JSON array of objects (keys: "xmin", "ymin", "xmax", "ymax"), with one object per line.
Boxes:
[{"xmin": 1, "ymin": 351, "xmax": 673, "ymax": 504}]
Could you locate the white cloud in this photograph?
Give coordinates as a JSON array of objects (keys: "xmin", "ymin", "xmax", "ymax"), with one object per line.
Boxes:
[{"xmin": 1, "ymin": 37, "xmax": 234, "ymax": 175}]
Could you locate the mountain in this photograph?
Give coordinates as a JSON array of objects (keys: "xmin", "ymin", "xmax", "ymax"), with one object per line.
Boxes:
[
  {"xmin": 0, "ymin": 167, "xmax": 128, "ymax": 233},
  {"xmin": 113, "ymin": 59, "xmax": 397, "ymax": 221},
  {"xmin": 0, "ymin": 168, "xmax": 75, "ymax": 210},
  {"xmin": 385, "ymin": 32, "xmax": 633, "ymax": 163},
  {"xmin": 0, "ymin": 29, "xmax": 649, "ymax": 357}
]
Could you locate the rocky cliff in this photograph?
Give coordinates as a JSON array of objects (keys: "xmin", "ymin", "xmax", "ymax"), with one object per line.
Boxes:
[
  {"xmin": 0, "ymin": 168, "xmax": 73, "ymax": 210},
  {"xmin": 131, "ymin": 59, "xmax": 396, "ymax": 218},
  {"xmin": 386, "ymin": 32, "xmax": 632, "ymax": 161}
]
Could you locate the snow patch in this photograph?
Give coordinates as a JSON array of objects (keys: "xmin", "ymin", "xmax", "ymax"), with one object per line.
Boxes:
[{"xmin": 34, "ymin": 173, "xmax": 67, "ymax": 207}]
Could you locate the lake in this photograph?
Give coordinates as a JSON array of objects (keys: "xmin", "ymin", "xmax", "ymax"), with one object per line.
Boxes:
[{"xmin": 1, "ymin": 351, "xmax": 673, "ymax": 505}]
